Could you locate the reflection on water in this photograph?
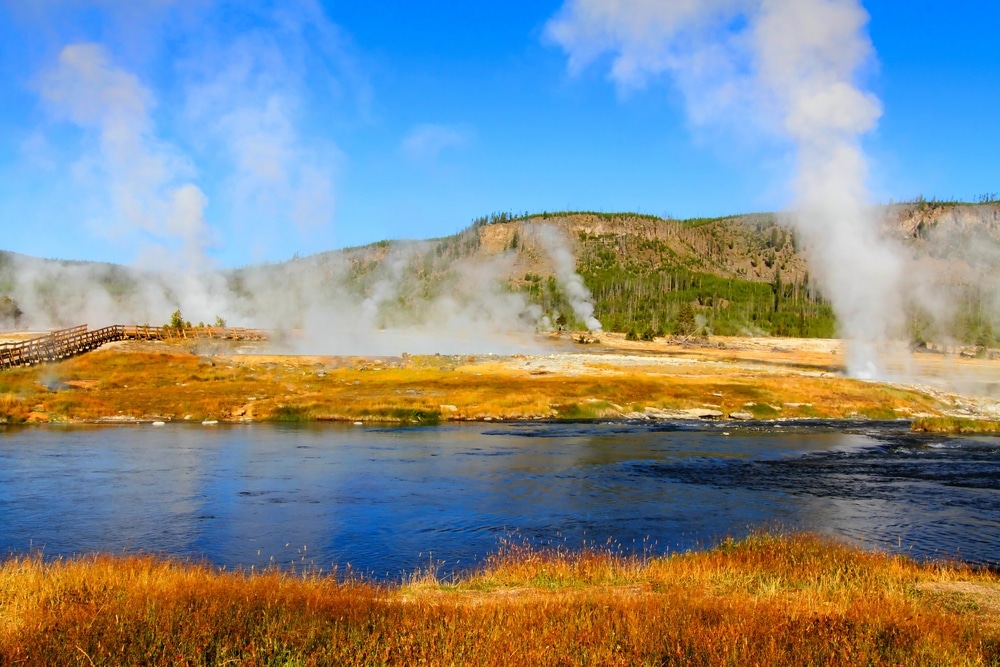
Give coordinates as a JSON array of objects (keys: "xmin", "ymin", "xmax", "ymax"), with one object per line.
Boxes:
[{"xmin": 0, "ymin": 421, "xmax": 997, "ymax": 577}]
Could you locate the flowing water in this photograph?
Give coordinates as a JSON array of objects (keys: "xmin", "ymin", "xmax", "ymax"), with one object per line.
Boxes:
[{"xmin": 1, "ymin": 421, "xmax": 997, "ymax": 577}]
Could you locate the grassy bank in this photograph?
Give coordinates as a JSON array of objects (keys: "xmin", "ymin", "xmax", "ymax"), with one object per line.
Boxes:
[
  {"xmin": 1, "ymin": 533, "xmax": 998, "ymax": 665},
  {"xmin": 0, "ymin": 338, "xmax": 950, "ymax": 424},
  {"xmin": 911, "ymin": 416, "xmax": 1000, "ymax": 434}
]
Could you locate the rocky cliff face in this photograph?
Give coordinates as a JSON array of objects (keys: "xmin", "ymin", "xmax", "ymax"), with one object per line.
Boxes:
[
  {"xmin": 462, "ymin": 203, "xmax": 1000, "ymax": 288},
  {"xmin": 889, "ymin": 203, "xmax": 1000, "ymax": 282}
]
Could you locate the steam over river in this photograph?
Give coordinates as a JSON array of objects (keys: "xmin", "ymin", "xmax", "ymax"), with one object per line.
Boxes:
[{"xmin": 1, "ymin": 422, "xmax": 998, "ymax": 576}]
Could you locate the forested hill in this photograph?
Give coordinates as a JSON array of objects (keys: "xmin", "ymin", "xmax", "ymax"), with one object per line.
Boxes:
[
  {"xmin": 2, "ymin": 201, "xmax": 999, "ymax": 344},
  {"xmin": 482, "ymin": 210, "xmax": 825, "ymax": 338},
  {"xmin": 301, "ymin": 201, "xmax": 999, "ymax": 343}
]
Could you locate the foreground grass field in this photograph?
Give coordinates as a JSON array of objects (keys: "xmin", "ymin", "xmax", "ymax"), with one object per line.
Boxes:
[{"xmin": 1, "ymin": 533, "xmax": 998, "ymax": 665}]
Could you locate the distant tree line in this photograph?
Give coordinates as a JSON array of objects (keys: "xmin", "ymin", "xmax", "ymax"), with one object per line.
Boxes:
[{"xmin": 0, "ymin": 296, "xmax": 22, "ymax": 329}]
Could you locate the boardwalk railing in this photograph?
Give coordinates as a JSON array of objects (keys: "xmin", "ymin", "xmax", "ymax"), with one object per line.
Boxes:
[{"xmin": 0, "ymin": 324, "xmax": 268, "ymax": 370}]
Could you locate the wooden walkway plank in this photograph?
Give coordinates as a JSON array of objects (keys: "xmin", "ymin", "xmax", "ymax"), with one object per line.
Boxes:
[{"xmin": 0, "ymin": 324, "xmax": 268, "ymax": 370}]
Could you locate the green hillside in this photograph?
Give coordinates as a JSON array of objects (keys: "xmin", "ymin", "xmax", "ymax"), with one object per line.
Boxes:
[
  {"xmin": 467, "ymin": 205, "xmax": 998, "ymax": 344},
  {"xmin": 572, "ymin": 221, "xmax": 834, "ymax": 338}
]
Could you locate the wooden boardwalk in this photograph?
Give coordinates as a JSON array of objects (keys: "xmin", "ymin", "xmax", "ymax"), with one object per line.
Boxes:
[{"xmin": 0, "ymin": 325, "xmax": 267, "ymax": 370}]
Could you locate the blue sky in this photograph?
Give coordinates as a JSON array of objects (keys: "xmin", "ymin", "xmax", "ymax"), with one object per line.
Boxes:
[{"xmin": 0, "ymin": 0, "xmax": 998, "ymax": 267}]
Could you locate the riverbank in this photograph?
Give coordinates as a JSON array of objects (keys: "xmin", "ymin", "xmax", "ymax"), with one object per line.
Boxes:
[
  {"xmin": 1, "ymin": 532, "xmax": 997, "ymax": 665},
  {"xmin": 0, "ymin": 332, "xmax": 998, "ymax": 427}
]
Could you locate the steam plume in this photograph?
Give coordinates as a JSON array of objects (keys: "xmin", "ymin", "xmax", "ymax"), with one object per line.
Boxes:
[
  {"xmin": 534, "ymin": 225, "xmax": 603, "ymax": 332},
  {"xmin": 547, "ymin": 0, "xmax": 901, "ymax": 376},
  {"xmin": 1, "ymin": 217, "xmax": 608, "ymax": 356},
  {"xmin": 13, "ymin": 2, "xmax": 350, "ymax": 331}
]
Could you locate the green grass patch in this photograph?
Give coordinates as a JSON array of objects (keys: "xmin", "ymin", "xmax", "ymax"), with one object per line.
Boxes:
[
  {"xmin": 859, "ymin": 407, "xmax": 902, "ymax": 420},
  {"xmin": 359, "ymin": 407, "xmax": 441, "ymax": 424},
  {"xmin": 745, "ymin": 403, "xmax": 782, "ymax": 419},
  {"xmin": 553, "ymin": 403, "xmax": 604, "ymax": 419},
  {"xmin": 911, "ymin": 416, "xmax": 1000, "ymax": 434},
  {"xmin": 269, "ymin": 405, "xmax": 315, "ymax": 422},
  {"xmin": 795, "ymin": 404, "xmax": 822, "ymax": 418}
]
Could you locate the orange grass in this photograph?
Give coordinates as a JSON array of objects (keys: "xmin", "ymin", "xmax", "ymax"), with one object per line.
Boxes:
[
  {"xmin": 0, "ymin": 392, "xmax": 30, "ymax": 423},
  {"xmin": 1, "ymin": 533, "xmax": 998, "ymax": 665},
  {"xmin": 0, "ymin": 341, "xmax": 950, "ymax": 424}
]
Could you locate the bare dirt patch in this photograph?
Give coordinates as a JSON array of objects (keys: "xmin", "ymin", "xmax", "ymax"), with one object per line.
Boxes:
[{"xmin": 918, "ymin": 581, "xmax": 1000, "ymax": 614}]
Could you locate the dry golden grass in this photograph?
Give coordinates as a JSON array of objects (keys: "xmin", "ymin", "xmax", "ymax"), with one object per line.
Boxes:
[
  {"xmin": 0, "ymin": 336, "xmax": 976, "ymax": 424},
  {"xmin": 0, "ymin": 391, "xmax": 30, "ymax": 423},
  {"xmin": 1, "ymin": 533, "xmax": 997, "ymax": 665}
]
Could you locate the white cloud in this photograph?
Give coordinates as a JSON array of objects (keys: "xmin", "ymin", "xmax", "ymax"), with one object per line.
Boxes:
[
  {"xmin": 38, "ymin": 42, "xmax": 210, "ymax": 266},
  {"xmin": 19, "ymin": 131, "xmax": 58, "ymax": 170},
  {"xmin": 544, "ymin": 0, "xmax": 750, "ymax": 92},
  {"xmin": 400, "ymin": 123, "xmax": 473, "ymax": 162},
  {"xmin": 17, "ymin": 0, "xmax": 361, "ymax": 265},
  {"xmin": 188, "ymin": 57, "xmax": 338, "ymax": 232},
  {"xmin": 181, "ymin": 4, "xmax": 350, "ymax": 237}
]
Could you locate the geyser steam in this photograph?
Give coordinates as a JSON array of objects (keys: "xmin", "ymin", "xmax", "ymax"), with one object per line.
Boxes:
[
  {"xmin": 1, "ymin": 220, "xmax": 604, "ymax": 356},
  {"xmin": 5, "ymin": 2, "xmax": 613, "ymax": 355},
  {"xmin": 535, "ymin": 224, "xmax": 603, "ymax": 332},
  {"xmin": 547, "ymin": 0, "xmax": 902, "ymax": 377}
]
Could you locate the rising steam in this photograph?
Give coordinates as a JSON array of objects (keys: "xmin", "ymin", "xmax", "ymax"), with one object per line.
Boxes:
[
  {"xmin": 533, "ymin": 225, "xmax": 603, "ymax": 332},
  {"xmin": 10, "ymin": 17, "xmax": 602, "ymax": 353},
  {"xmin": 547, "ymin": 0, "xmax": 901, "ymax": 377},
  {"xmin": 1, "ymin": 219, "xmax": 601, "ymax": 356}
]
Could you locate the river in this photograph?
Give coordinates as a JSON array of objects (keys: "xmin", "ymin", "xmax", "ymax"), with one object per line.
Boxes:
[{"xmin": 1, "ymin": 420, "xmax": 997, "ymax": 577}]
